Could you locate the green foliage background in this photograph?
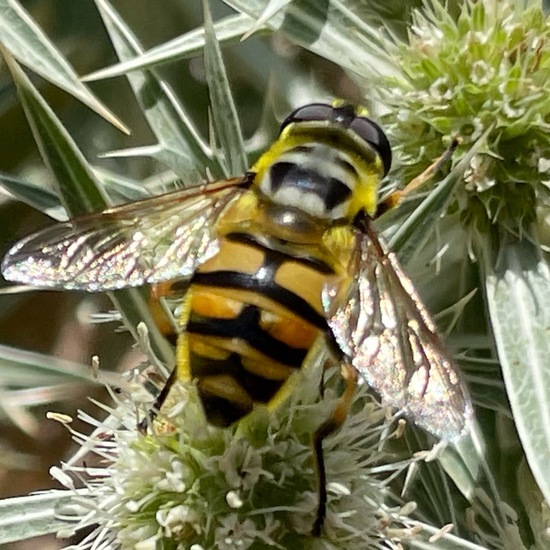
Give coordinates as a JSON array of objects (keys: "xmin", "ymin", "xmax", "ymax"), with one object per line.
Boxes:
[{"xmin": 0, "ymin": 0, "xmax": 549, "ymax": 549}]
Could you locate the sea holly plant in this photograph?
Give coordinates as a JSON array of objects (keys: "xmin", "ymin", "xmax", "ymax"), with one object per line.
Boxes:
[
  {"xmin": 48, "ymin": 361, "xmax": 425, "ymax": 550},
  {"xmin": 0, "ymin": 0, "xmax": 549, "ymax": 549},
  {"xmin": 375, "ymin": 0, "xmax": 550, "ymax": 530}
]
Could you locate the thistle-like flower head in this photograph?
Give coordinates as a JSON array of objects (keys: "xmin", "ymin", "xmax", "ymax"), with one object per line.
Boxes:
[
  {"xmin": 51, "ymin": 369, "xmax": 419, "ymax": 550},
  {"xmin": 381, "ymin": 0, "xmax": 550, "ymax": 236}
]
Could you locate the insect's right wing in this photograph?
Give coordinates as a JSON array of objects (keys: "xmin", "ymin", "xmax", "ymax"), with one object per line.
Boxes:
[
  {"xmin": 324, "ymin": 222, "xmax": 472, "ymax": 441},
  {"xmin": 2, "ymin": 177, "xmax": 247, "ymax": 291}
]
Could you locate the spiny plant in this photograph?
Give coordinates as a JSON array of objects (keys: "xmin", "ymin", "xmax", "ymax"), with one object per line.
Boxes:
[{"xmin": 0, "ymin": 0, "xmax": 549, "ymax": 549}]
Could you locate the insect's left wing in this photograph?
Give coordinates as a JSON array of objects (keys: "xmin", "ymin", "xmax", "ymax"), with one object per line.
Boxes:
[
  {"xmin": 323, "ymin": 223, "xmax": 472, "ymax": 440},
  {"xmin": 2, "ymin": 178, "xmax": 247, "ymax": 291}
]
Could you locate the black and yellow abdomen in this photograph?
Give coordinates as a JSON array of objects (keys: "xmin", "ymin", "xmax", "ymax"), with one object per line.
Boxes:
[{"xmin": 177, "ymin": 230, "xmax": 338, "ymax": 426}]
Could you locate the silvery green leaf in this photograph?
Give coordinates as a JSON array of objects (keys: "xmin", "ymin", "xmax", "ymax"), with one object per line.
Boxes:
[
  {"xmin": 0, "ymin": 0, "xmax": 128, "ymax": 132},
  {"xmin": 481, "ymin": 234, "xmax": 550, "ymax": 507}
]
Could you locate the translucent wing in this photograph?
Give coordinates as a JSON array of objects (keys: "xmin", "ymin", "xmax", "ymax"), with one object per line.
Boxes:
[
  {"xmin": 324, "ymin": 222, "xmax": 472, "ymax": 440},
  {"xmin": 2, "ymin": 178, "xmax": 247, "ymax": 291}
]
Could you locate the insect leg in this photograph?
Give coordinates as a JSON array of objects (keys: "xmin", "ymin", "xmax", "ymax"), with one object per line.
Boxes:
[
  {"xmin": 376, "ymin": 137, "xmax": 459, "ymax": 216},
  {"xmin": 149, "ymin": 281, "xmax": 187, "ymax": 341},
  {"xmin": 137, "ymin": 282, "xmax": 187, "ymax": 433},
  {"xmin": 311, "ymin": 362, "xmax": 358, "ymax": 536},
  {"xmin": 137, "ymin": 366, "xmax": 179, "ymax": 433}
]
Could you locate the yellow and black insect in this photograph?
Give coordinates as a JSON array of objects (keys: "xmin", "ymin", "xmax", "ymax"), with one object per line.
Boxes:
[{"xmin": 1, "ymin": 102, "xmax": 472, "ymax": 533}]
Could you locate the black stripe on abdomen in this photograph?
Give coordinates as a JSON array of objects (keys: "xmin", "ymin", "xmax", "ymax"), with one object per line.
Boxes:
[
  {"xmin": 226, "ymin": 232, "xmax": 335, "ymax": 274},
  {"xmin": 192, "ymin": 354, "xmax": 286, "ymax": 426},
  {"xmin": 187, "ymin": 305, "xmax": 308, "ymax": 368},
  {"xmin": 191, "ymin": 271, "xmax": 327, "ymax": 329}
]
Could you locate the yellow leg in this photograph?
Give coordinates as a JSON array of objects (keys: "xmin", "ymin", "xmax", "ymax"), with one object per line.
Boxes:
[
  {"xmin": 149, "ymin": 282, "xmax": 184, "ymax": 342},
  {"xmin": 312, "ymin": 363, "xmax": 358, "ymax": 536},
  {"xmin": 376, "ymin": 137, "xmax": 460, "ymax": 216}
]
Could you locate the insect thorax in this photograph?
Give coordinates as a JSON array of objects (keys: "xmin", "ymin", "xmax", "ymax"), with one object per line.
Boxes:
[{"xmin": 253, "ymin": 140, "xmax": 368, "ymax": 237}]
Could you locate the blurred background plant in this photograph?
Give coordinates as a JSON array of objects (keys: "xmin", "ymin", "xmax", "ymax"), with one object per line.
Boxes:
[{"xmin": 1, "ymin": 0, "xmax": 550, "ymax": 548}]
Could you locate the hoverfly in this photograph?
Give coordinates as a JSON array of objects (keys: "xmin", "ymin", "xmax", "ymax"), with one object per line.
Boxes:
[{"xmin": 1, "ymin": 102, "xmax": 472, "ymax": 533}]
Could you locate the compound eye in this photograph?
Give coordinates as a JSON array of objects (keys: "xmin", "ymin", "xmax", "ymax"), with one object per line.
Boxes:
[
  {"xmin": 350, "ymin": 117, "xmax": 392, "ymax": 176},
  {"xmin": 280, "ymin": 103, "xmax": 333, "ymax": 132}
]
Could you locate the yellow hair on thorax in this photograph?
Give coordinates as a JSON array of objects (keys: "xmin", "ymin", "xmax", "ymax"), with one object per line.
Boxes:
[{"xmin": 251, "ymin": 123, "xmax": 384, "ymax": 218}]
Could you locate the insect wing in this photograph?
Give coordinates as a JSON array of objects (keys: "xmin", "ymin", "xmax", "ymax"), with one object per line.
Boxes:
[
  {"xmin": 2, "ymin": 178, "xmax": 246, "ymax": 291},
  {"xmin": 324, "ymin": 228, "xmax": 472, "ymax": 440}
]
